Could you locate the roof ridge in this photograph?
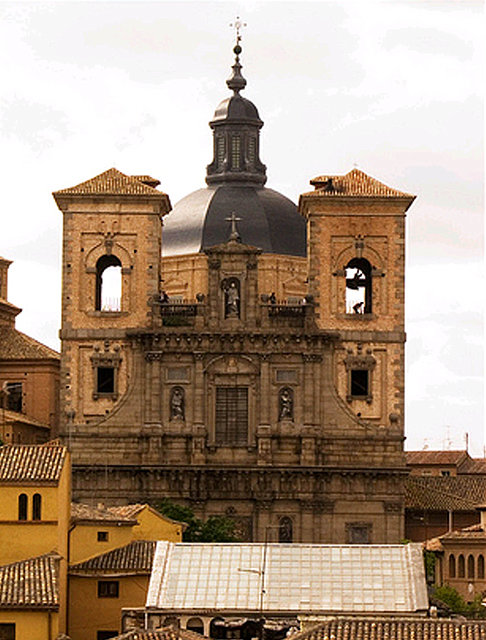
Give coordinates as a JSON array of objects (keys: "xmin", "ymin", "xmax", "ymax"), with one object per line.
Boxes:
[{"xmin": 53, "ymin": 167, "xmax": 167, "ymax": 197}]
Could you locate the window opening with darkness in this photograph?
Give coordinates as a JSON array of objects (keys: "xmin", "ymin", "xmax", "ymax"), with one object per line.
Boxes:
[
  {"xmin": 32, "ymin": 493, "xmax": 41, "ymax": 520},
  {"xmin": 95, "ymin": 255, "xmax": 122, "ymax": 311},
  {"xmin": 345, "ymin": 257, "xmax": 372, "ymax": 314},
  {"xmin": 98, "ymin": 580, "xmax": 119, "ymax": 598},
  {"xmin": 97, "ymin": 632, "xmax": 118, "ymax": 640},
  {"xmin": 18, "ymin": 494, "xmax": 27, "ymax": 521},
  {"xmin": 97, "ymin": 367, "xmax": 115, "ymax": 394},
  {"xmin": 347, "ymin": 523, "xmax": 371, "ymax": 544},
  {"xmin": 97, "ymin": 531, "xmax": 108, "ymax": 542},
  {"xmin": 458, "ymin": 554, "xmax": 465, "ymax": 578},
  {"xmin": 350, "ymin": 370, "xmax": 369, "ymax": 397},
  {"xmin": 478, "ymin": 554, "xmax": 484, "ymax": 579},
  {"xmin": 186, "ymin": 618, "xmax": 204, "ymax": 635},
  {"xmin": 231, "ymin": 136, "xmax": 241, "ymax": 169},
  {"xmin": 449, "ymin": 554, "xmax": 456, "ymax": 578},
  {"xmin": 0, "ymin": 623, "xmax": 15, "ymax": 640},
  {"xmin": 215, "ymin": 387, "xmax": 248, "ymax": 445},
  {"xmin": 217, "ymin": 137, "xmax": 226, "ymax": 169},
  {"xmin": 248, "ymin": 137, "xmax": 256, "ymax": 166},
  {"xmin": 5, "ymin": 382, "xmax": 22, "ymax": 413}
]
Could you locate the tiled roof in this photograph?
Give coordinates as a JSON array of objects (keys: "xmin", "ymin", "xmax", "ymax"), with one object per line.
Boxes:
[
  {"xmin": 71, "ymin": 502, "xmax": 137, "ymax": 524},
  {"xmin": 131, "ymin": 175, "xmax": 161, "ymax": 188},
  {"xmin": 114, "ymin": 628, "xmax": 207, "ymax": 640},
  {"xmin": 0, "ymin": 326, "xmax": 59, "ymax": 360},
  {"xmin": 440, "ymin": 522, "xmax": 486, "ymax": 542},
  {"xmin": 53, "ymin": 168, "xmax": 167, "ymax": 197},
  {"xmin": 147, "ymin": 542, "xmax": 428, "ymax": 614},
  {"xmin": 1, "ymin": 408, "xmax": 50, "ymax": 430},
  {"xmin": 301, "ymin": 168, "xmax": 415, "ymax": 198},
  {"xmin": 107, "ymin": 503, "xmax": 185, "ymax": 528},
  {"xmin": 461, "ymin": 458, "xmax": 486, "ymax": 474},
  {"xmin": 70, "ymin": 540, "xmax": 156, "ymax": 574},
  {"xmin": 292, "ymin": 618, "xmax": 486, "ymax": 640},
  {"xmin": 0, "ymin": 553, "xmax": 59, "ymax": 609},
  {"xmin": 0, "ymin": 443, "xmax": 67, "ymax": 484},
  {"xmin": 406, "ymin": 476, "xmax": 486, "ymax": 511},
  {"xmin": 406, "ymin": 450, "xmax": 470, "ymax": 466}
]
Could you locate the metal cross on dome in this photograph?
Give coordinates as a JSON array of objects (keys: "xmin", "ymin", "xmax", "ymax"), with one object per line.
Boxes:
[
  {"xmin": 230, "ymin": 16, "xmax": 247, "ymax": 44},
  {"xmin": 225, "ymin": 212, "xmax": 242, "ymax": 241}
]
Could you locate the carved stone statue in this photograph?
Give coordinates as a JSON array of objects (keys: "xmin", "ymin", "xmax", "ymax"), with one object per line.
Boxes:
[
  {"xmin": 170, "ymin": 387, "xmax": 184, "ymax": 420},
  {"xmin": 279, "ymin": 388, "xmax": 293, "ymax": 420},
  {"xmin": 224, "ymin": 279, "xmax": 240, "ymax": 318}
]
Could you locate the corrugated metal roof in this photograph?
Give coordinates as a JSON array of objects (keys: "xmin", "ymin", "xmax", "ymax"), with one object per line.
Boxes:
[
  {"xmin": 147, "ymin": 543, "xmax": 428, "ymax": 614},
  {"xmin": 0, "ymin": 444, "xmax": 67, "ymax": 484},
  {"xmin": 70, "ymin": 540, "xmax": 156, "ymax": 574},
  {"xmin": 293, "ymin": 618, "xmax": 486, "ymax": 640},
  {"xmin": 0, "ymin": 553, "xmax": 59, "ymax": 609}
]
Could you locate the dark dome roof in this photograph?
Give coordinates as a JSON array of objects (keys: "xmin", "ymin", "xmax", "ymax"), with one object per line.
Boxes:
[
  {"xmin": 162, "ymin": 184, "xmax": 306, "ymax": 258},
  {"xmin": 212, "ymin": 95, "xmax": 261, "ymax": 123}
]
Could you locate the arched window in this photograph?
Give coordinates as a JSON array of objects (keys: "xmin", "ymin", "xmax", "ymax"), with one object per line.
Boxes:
[
  {"xmin": 467, "ymin": 554, "xmax": 475, "ymax": 579},
  {"xmin": 478, "ymin": 554, "xmax": 484, "ymax": 579},
  {"xmin": 95, "ymin": 255, "xmax": 122, "ymax": 311},
  {"xmin": 345, "ymin": 257, "xmax": 372, "ymax": 314},
  {"xmin": 279, "ymin": 516, "xmax": 293, "ymax": 543},
  {"xmin": 186, "ymin": 618, "xmax": 204, "ymax": 634},
  {"xmin": 458, "ymin": 554, "xmax": 465, "ymax": 578},
  {"xmin": 18, "ymin": 494, "xmax": 28, "ymax": 521},
  {"xmin": 449, "ymin": 554, "xmax": 456, "ymax": 578},
  {"xmin": 32, "ymin": 493, "xmax": 42, "ymax": 521}
]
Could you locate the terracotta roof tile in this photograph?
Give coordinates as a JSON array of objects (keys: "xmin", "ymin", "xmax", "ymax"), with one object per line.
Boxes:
[
  {"xmin": 406, "ymin": 450, "xmax": 470, "ymax": 466},
  {"xmin": 0, "ymin": 326, "xmax": 59, "ymax": 360},
  {"xmin": 114, "ymin": 627, "xmax": 207, "ymax": 640},
  {"xmin": 131, "ymin": 175, "xmax": 161, "ymax": 188},
  {"xmin": 71, "ymin": 502, "xmax": 137, "ymax": 525},
  {"xmin": 460, "ymin": 458, "xmax": 486, "ymax": 474},
  {"xmin": 0, "ymin": 553, "xmax": 59, "ymax": 609},
  {"xmin": 292, "ymin": 618, "xmax": 486, "ymax": 640},
  {"xmin": 1, "ymin": 408, "xmax": 50, "ymax": 430},
  {"xmin": 53, "ymin": 168, "xmax": 167, "ymax": 197},
  {"xmin": 301, "ymin": 168, "xmax": 415, "ymax": 198},
  {"xmin": 70, "ymin": 540, "xmax": 156, "ymax": 574},
  {"xmin": 107, "ymin": 504, "xmax": 186, "ymax": 528},
  {"xmin": 440, "ymin": 522, "xmax": 486, "ymax": 542},
  {"xmin": 406, "ymin": 476, "xmax": 486, "ymax": 511},
  {"xmin": 0, "ymin": 444, "xmax": 67, "ymax": 484}
]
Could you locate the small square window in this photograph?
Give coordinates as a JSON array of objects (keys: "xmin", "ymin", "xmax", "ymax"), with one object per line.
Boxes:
[
  {"xmin": 97, "ymin": 531, "xmax": 108, "ymax": 542},
  {"xmin": 0, "ymin": 623, "xmax": 15, "ymax": 640},
  {"xmin": 98, "ymin": 580, "xmax": 119, "ymax": 598},
  {"xmin": 441, "ymin": 470, "xmax": 451, "ymax": 477},
  {"xmin": 346, "ymin": 523, "xmax": 371, "ymax": 544},
  {"xmin": 97, "ymin": 367, "xmax": 115, "ymax": 394}
]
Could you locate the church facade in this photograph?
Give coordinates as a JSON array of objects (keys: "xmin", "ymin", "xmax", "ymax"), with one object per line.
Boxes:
[{"xmin": 53, "ymin": 41, "xmax": 415, "ymax": 543}]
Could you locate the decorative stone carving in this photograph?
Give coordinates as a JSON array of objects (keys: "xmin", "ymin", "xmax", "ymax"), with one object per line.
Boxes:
[
  {"xmin": 279, "ymin": 387, "xmax": 293, "ymax": 420},
  {"xmin": 222, "ymin": 277, "xmax": 240, "ymax": 318},
  {"xmin": 170, "ymin": 386, "xmax": 185, "ymax": 420}
]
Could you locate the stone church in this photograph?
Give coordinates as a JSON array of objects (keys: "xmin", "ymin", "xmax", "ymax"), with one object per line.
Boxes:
[{"xmin": 53, "ymin": 39, "xmax": 415, "ymax": 543}]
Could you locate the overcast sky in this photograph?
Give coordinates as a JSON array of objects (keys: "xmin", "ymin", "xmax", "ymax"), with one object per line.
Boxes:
[{"xmin": 0, "ymin": 0, "xmax": 483, "ymax": 455}]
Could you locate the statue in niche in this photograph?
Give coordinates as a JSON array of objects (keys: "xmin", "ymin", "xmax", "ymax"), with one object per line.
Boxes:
[
  {"xmin": 224, "ymin": 278, "xmax": 240, "ymax": 318},
  {"xmin": 279, "ymin": 388, "xmax": 293, "ymax": 420},
  {"xmin": 170, "ymin": 387, "xmax": 185, "ymax": 420}
]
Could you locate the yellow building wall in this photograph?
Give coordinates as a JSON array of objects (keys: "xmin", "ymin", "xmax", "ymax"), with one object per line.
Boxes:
[
  {"xmin": 70, "ymin": 523, "xmax": 134, "ymax": 564},
  {"xmin": 0, "ymin": 609, "xmax": 59, "ymax": 640},
  {"xmin": 130, "ymin": 506, "xmax": 183, "ymax": 542},
  {"xmin": 68, "ymin": 574, "xmax": 149, "ymax": 640}
]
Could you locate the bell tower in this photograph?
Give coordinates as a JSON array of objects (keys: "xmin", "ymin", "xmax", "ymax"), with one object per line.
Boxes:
[
  {"xmin": 53, "ymin": 168, "xmax": 171, "ymax": 439},
  {"xmin": 299, "ymin": 168, "xmax": 415, "ymax": 430}
]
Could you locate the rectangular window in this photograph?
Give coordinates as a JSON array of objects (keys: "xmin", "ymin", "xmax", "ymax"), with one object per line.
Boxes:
[
  {"xmin": 231, "ymin": 136, "xmax": 241, "ymax": 169},
  {"xmin": 276, "ymin": 369, "xmax": 297, "ymax": 383},
  {"xmin": 98, "ymin": 580, "xmax": 119, "ymax": 598},
  {"xmin": 347, "ymin": 523, "xmax": 371, "ymax": 544},
  {"xmin": 97, "ymin": 367, "xmax": 115, "ymax": 394},
  {"xmin": 5, "ymin": 382, "xmax": 22, "ymax": 413},
  {"xmin": 97, "ymin": 531, "xmax": 108, "ymax": 542},
  {"xmin": 97, "ymin": 632, "xmax": 118, "ymax": 640},
  {"xmin": 350, "ymin": 370, "xmax": 369, "ymax": 396},
  {"xmin": 0, "ymin": 624, "xmax": 15, "ymax": 640},
  {"xmin": 215, "ymin": 387, "xmax": 248, "ymax": 445},
  {"xmin": 441, "ymin": 470, "xmax": 451, "ymax": 477},
  {"xmin": 248, "ymin": 137, "xmax": 256, "ymax": 165},
  {"xmin": 167, "ymin": 367, "xmax": 189, "ymax": 382},
  {"xmin": 217, "ymin": 136, "xmax": 226, "ymax": 169}
]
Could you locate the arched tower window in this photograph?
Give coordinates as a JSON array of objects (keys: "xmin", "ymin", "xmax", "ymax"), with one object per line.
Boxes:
[
  {"xmin": 279, "ymin": 516, "xmax": 293, "ymax": 543},
  {"xmin": 458, "ymin": 554, "xmax": 465, "ymax": 578},
  {"xmin": 18, "ymin": 494, "xmax": 27, "ymax": 521},
  {"xmin": 95, "ymin": 255, "xmax": 122, "ymax": 311},
  {"xmin": 345, "ymin": 257, "xmax": 372, "ymax": 314},
  {"xmin": 467, "ymin": 554, "xmax": 475, "ymax": 579},
  {"xmin": 449, "ymin": 554, "xmax": 456, "ymax": 578},
  {"xmin": 477, "ymin": 554, "xmax": 484, "ymax": 579},
  {"xmin": 32, "ymin": 493, "xmax": 42, "ymax": 520}
]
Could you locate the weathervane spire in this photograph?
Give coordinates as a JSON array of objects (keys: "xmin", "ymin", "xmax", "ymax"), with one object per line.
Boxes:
[{"xmin": 227, "ymin": 16, "xmax": 247, "ymax": 94}]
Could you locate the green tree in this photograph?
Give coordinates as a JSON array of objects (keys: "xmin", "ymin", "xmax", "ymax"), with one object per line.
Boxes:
[
  {"xmin": 155, "ymin": 499, "xmax": 240, "ymax": 542},
  {"xmin": 433, "ymin": 585, "xmax": 486, "ymax": 619}
]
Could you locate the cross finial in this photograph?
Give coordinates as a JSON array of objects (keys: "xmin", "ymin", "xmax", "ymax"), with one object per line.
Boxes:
[
  {"xmin": 230, "ymin": 16, "xmax": 247, "ymax": 46},
  {"xmin": 225, "ymin": 212, "xmax": 242, "ymax": 242}
]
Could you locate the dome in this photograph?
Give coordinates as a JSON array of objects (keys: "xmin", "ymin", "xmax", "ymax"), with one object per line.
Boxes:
[
  {"xmin": 212, "ymin": 95, "xmax": 261, "ymax": 123},
  {"xmin": 162, "ymin": 184, "xmax": 306, "ymax": 258}
]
